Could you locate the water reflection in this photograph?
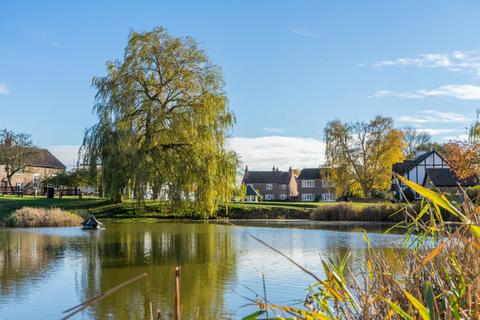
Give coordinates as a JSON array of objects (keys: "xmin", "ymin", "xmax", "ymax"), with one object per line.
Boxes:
[{"xmin": 0, "ymin": 221, "xmax": 405, "ymax": 319}]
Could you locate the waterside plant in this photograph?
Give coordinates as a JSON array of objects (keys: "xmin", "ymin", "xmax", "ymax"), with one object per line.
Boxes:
[
  {"xmin": 244, "ymin": 174, "xmax": 480, "ymax": 319},
  {"xmin": 2, "ymin": 207, "xmax": 83, "ymax": 227}
]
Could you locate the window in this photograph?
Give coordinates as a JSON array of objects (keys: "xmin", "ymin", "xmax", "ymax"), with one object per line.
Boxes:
[
  {"xmin": 264, "ymin": 194, "xmax": 274, "ymax": 200},
  {"xmin": 301, "ymin": 193, "xmax": 315, "ymax": 201},
  {"xmin": 280, "ymin": 194, "xmax": 287, "ymax": 200},
  {"xmin": 33, "ymin": 174, "xmax": 41, "ymax": 189},
  {"xmin": 321, "ymin": 193, "xmax": 336, "ymax": 202},
  {"xmin": 266, "ymin": 183, "xmax": 273, "ymax": 190},
  {"xmin": 321, "ymin": 179, "xmax": 335, "ymax": 188},
  {"xmin": 301, "ymin": 180, "xmax": 315, "ymax": 188},
  {"xmin": 281, "ymin": 184, "xmax": 287, "ymax": 190}
]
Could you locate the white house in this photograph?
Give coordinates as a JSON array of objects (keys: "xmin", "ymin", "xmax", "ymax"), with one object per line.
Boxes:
[{"xmin": 392, "ymin": 150, "xmax": 450, "ymax": 200}]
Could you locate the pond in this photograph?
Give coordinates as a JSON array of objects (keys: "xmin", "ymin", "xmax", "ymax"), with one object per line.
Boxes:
[{"xmin": 0, "ymin": 220, "xmax": 405, "ymax": 319}]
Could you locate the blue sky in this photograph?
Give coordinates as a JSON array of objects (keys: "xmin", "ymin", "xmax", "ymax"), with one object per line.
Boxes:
[{"xmin": 1, "ymin": 1, "xmax": 479, "ymax": 169}]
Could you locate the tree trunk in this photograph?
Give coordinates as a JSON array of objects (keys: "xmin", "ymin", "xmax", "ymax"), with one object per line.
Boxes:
[{"xmin": 6, "ymin": 175, "xmax": 14, "ymax": 193}]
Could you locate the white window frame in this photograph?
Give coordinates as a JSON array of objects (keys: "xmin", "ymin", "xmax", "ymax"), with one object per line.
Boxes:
[
  {"xmin": 301, "ymin": 180, "xmax": 315, "ymax": 188},
  {"xmin": 264, "ymin": 194, "xmax": 274, "ymax": 200},
  {"xmin": 33, "ymin": 174, "xmax": 41, "ymax": 189},
  {"xmin": 301, "ymin": 193, "xmax": 315, "ymax": 201},
  {"xmin": 281, "ymin": 184, "xmax": 287, "ymax": 190},
  {"xmin": 321, "ymin": 179, "xmax": 335, "ymax": 188},
  {"xmin": 280, "ymin": 194, "xmax": 287, "ymax": 200},
  {"xmin": 266, "ymin": 183, "xmax": 273, "ymax": 190},
  {"xmin": 321, "ymin": 193, "xmax": 336, "ymax": 202}
]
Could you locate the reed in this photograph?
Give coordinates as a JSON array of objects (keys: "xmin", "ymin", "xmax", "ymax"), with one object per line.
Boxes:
[
  {"xmin": 3, "ymin": 207, "xmax": 83, "ymax": 227},
  {"xmin": 244, "ymin": 175, "xmax": 480, "ymax": 319},
  {"xmin": 310, "ymin": 202, "xmax": 405, "ymax": 222}
]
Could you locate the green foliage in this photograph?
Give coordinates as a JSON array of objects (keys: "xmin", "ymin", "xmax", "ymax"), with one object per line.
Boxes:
[
  {"xmin": 43, "ymin": 168, "xmax": 92, "ymax": 187},
  {"xmin": 0, "ymin": 128, "xmax": 38, "ymax": 192},
  {"xmin": 81, "ymin": 27, "xmax": 238, "ymax": 216}
]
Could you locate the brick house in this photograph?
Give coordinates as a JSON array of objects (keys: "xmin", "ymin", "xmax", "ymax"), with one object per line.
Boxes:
[
  {"xmin": 297, "ymin": 167, "xmax": 336, "ymax": 202},
  {"xmin": 0, "ymin": 148, "xmax": 66, "ymax": 194},
  {"xmin": 241, "ymin": 166, "xmax": 298, "ymax": 201}
]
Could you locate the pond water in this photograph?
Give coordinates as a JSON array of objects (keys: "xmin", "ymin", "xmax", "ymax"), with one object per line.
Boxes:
[{"xmin": 0, "ymin": 220, "xmax": 405, "ymax": 319}]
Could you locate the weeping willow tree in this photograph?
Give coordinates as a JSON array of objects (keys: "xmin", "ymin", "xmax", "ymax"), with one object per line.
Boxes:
[
  {"xmin": 469, "ymin": 109, "xmax": 480, "ymax": 143},
  {"xmin": 81, "ymin": 27, "xmax": 238, "ymax": 216}
]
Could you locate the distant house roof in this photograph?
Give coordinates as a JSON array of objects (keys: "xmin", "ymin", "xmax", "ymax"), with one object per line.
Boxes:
[
  {"xmin": 297, "ymin": 168, "xmax": 321, "ymax": 180},
  {"xmin": 29, "ymin": 148, "xmax": 66, "ymax": 170},
  {"xmin": 392, "ymin": 150, "xmax": 444, "ymax": 175},
  {"xmin": 425, "ymin": 168, "xmax": 477, "ymax": 187},
  {"xmin": 246, "ymin": 185, "xmax": 261, "ymax": 196},
  {"xmin": 242, "ymin": 170, "xmax": 291, "ymax": 184},
  {"xmin": 297, "ymin": 167, "xmax": 331, "ymax": 180},
  {"xmin": 392, "ymin": 160, "xmax": 415, "ymax": 175}
]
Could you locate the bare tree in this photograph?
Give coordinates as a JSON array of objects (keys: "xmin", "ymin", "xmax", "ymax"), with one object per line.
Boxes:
[
  {"xmin": 0, "ymin": 129, "xmax": 38, "ymax": 192},
  {"xmin": 402, "ymin": 126, "xmax": 432, "ymax": 159}
]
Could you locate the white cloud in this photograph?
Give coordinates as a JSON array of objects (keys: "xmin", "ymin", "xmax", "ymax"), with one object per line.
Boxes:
[
  {"xmin": 47, "ymin": 145, "xmax": 81, "ymax": 169},
  {"xmin": 228, "ymin": 136, "xmax": 325, "ymax": 171},
  {"xmin": 372, "ymin": 84, "xmax": 480, "ymax": 100},
  {"xmin": 50, "ymin": 137, "xmax": 325, "ymax": 172},
  {"xmin": 373, "ymin": 50, "xmax": 480, "ymax": 74},
  {"xmin": 261, "ymin": 127, "xmax": 286, "ymax": 134},
  {"xmin": 290, "ymin": 27, "xmax": 319, "ymax": 38},
  {"xmin": 370, "ymin": 90, "xmax": 423, "ymax": 99},
  {"xmin": 443, "ymin": 134, "xmax": 469, "ymax": 142},
  {"xmin": 397, "ymin": 110, "xmax": 470, "ymax": 124},
  {"xmin": 415, "ymin": 128, "xmax": 459, "ymax": 136},
  {"xmin": 0, "ymin": 82, "xmax": 10, "ymax": 96}
]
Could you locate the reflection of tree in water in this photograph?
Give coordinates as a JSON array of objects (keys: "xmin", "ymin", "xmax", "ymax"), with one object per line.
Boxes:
[
  {"xmin": 78, "ymin": 223, "xmax": 237, "ymax": 319},
  {"xmin": 0, "ymin": 230, "xmax": 70, "ymax": 298}
]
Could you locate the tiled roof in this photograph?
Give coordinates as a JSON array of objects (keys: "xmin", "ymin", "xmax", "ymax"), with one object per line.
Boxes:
[
  {"xmin": 29, "ymin": 148, "xmax": 66, "ymax": 169},
  {"xmin": 298, "ymin": 168, "xmax": 321, "ymax": 179},
  {"xmin": 393, "ymin": 150, "xmax": 443, "ymax": 175},
  {"xmin": 297, "ymin": 167, "xmax": 331, "ymax": 180},
  {"xmin": 242, "ymin": 170, "xmax": 291, "ymax": 184},
  {"xmin": 425, "ymin": 168, "xmax": 477, "ymax": 187}
]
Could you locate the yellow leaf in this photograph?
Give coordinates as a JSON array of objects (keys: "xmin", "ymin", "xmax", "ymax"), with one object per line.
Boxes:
[{"xmin": 404, "ymin": 291, "xmax": 431, "ymax": 320}]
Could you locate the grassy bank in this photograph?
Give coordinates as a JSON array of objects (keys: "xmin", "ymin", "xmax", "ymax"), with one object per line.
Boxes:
[{"xmin": 0, "ymin": 195, "xmax": 406, "ymax": 223}]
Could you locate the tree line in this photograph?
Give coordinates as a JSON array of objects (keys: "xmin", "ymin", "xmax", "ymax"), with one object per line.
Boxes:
[
  {"xmin": 324, "ymin": 115, "xmax": 480, "ymax": 199},
  {"xmin": 1, "ymin": 26, "xmax": 480, "ymax": 213}
]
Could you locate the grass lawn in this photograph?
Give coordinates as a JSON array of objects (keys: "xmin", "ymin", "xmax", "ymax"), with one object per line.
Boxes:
[
  {"xmin": 0, "ymin": 196, "xmax": 110, "ymax": 219},
  {"xmin": 0, "ymin": 195, "xmax": 402, "ymax": 222}
]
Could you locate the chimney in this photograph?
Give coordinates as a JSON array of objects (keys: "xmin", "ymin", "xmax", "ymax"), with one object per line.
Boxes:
[
  {"xmin": 289, "ymin": 167, "xmax": 292, "ymax": 173},
  {"xmin": 245, "ymin": 165, "xmax": 248, "ymax": 172},
  {"xmin": 272, "ymin": 166, "xmax": 276, "ymax": 171}
]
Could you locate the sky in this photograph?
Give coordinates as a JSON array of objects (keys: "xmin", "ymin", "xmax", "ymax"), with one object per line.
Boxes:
[{"xmin": 1, "ymin": 1, "xmax": 479, "ymax": 170}]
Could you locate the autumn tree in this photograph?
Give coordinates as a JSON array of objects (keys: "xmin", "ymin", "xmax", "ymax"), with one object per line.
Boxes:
[
  {"xmin": 324, "ymin": 116, "xmax": 405, "ymax": 198},
  {"xmin": 81, "ymin": 27, "xmax": 238, "ymax": 216},
  {"xmin": 0, "ymin": 129, "xmax": 39, "ymax": 192},
  {"xmin": 444, "ymin": 142, "xmax": 480, "ymax": 182},
  {"xmin": 402, "ymin": 126, "xmax": 432, "ymax": 159}
]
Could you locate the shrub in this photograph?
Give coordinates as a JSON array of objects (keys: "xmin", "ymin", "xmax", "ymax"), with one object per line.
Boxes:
[{"xmin": 3, "ymin": 207, "xmax": 83, "ymax": 227}]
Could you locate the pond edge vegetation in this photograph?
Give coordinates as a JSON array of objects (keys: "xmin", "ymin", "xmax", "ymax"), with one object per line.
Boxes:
[{"xmin": 242, "ymin": 174, "xmax": 480, "ymax": 320}]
